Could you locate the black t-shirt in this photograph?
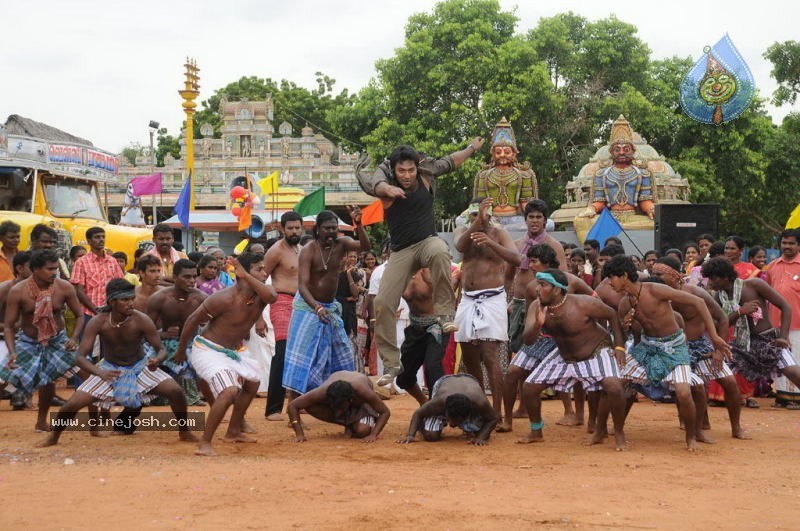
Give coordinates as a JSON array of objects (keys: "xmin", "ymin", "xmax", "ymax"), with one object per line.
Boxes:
[{"xmin": 386, "ymin": 179, "xmax": 436, "ymax": 251}]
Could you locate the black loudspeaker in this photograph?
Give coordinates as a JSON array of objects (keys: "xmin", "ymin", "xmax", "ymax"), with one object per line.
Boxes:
[{"xmin": 654, "ymin": 204, "xmax": 719, "ymax": 253}]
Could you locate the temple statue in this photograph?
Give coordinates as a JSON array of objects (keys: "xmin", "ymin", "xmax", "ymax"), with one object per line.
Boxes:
[
  {"xmin": 471, "ymin": 117, "xmax": 537, "ymax": 228},
  {"xmin": 550, "ymin": 114, "xmax": 691, "ymax": 243},
  {"xmin": 579, "ymin": 115, "xmax": 654, "ymax": 220}
]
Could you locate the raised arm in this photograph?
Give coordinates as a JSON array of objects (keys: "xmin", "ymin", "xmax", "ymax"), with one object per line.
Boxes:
[
  {"xmin": 229, "ymin": 257, "xmax": 277, "ymax": 305},
  {"xmin": 450, "ymin": 137, "xmax": 485, "ymax": 167},
  {"xmin": 521, "ymin": 299, "xmax": 546, "ymax": 345},
  {"xmin": 479, "ymin": 225, "xmax": 521, "ymax": 267},
  {"xmin": 453, "ymin": 225, "xmax": 473, "ymax": 254},
  {"xmin": 344, "ymin": 205, "xmax": 371, "ymax": 252}
]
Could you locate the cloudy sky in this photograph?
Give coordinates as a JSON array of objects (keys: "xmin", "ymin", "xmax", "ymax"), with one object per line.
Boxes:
[{"xmin": 2, "ymin": 0, "xmax": 798, "ymax": 152}]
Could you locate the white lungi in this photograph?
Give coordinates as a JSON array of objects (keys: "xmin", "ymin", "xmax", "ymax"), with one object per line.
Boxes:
[
  {"xmin": 454, "ymin": 286, "xmax": 508, "ymax": 342},
  {"xmin": 190, "ymin": 336, "xmax": 261, "ymax": 397}
]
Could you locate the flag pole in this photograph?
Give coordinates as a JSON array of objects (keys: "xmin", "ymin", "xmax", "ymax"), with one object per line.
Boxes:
[{"xmin": 619, "ymin": 226, "xmax": 645, "ymax": 257}]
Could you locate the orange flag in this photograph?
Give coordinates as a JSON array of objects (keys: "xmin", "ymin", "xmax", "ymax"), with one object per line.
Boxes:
[
  {"xmin": 360, "ymin": 199, "xmax": 384, "ymax": 226},
  {"xmin": 238, "ymin": 202, "xmax": 252, "ymax": 231}
]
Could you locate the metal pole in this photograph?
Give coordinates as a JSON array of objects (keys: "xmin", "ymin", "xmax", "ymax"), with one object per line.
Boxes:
[{"xmin": 150, "ymin": 128, "xmax": 157, "ymax": 224}]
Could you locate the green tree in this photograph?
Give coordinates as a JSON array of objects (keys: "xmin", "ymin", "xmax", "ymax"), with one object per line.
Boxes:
[
  {"xmin": 193, "ymin": 73, "xmax": 353, "ymax": 141},
  {"xmin": 764, "ymin": 40, "xmax": 800, "ymax": 106},
  {"xmin": 155, "ymin": 128, "xmax": 181, "ymax": 167},
  {"xmin": 119, "ymin": 142, "xmax": 144, "ymax": 166}
]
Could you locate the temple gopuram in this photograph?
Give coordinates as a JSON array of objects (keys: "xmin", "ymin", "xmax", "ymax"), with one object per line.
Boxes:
[
  {"xmin": 109, "ymin": 95, "xmax": 370, "ymax": 222},
  {"xmin": 551, "ymin": 115, "xmax": 691, "ymax": 242}
]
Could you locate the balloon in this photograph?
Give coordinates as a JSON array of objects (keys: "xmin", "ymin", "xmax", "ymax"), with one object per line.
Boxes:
[
  {"xmin": 230, "ymin": 186, "xmax": 247, "ymax": 199},
  {"xmin": 232, "ymin": 205, "xmax": 242, "ymax": 217}
]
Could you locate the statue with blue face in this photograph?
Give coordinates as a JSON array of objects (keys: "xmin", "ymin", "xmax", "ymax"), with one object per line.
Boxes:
[{"xmin": 579, "ymin": 115, "xmax": 655, "ymax": 220}]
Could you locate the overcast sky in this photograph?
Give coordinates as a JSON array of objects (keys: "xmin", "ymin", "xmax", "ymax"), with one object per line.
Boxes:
[{"xmin": 3, "ymin": 0, "xmax": 798, "ymax": 152}]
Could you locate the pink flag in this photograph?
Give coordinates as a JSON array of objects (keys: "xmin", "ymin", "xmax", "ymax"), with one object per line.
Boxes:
[{"xmin": 131, "ymin": 173, "xmax": 163, "ymax": 196}]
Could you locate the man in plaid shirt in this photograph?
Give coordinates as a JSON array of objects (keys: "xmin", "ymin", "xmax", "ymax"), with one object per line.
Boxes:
[{"xmin": 70, "ymin": 226, "xmax": 123, "ymax": 326}]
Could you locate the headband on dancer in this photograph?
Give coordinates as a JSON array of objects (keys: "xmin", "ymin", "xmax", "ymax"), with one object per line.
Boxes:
[
  {"xmin": 98, "ymin": 289, "xmax": 136, "ymax": 312},
  {"xmin": 535, "ymin": 272, "xmax": 568, "ymax": 291},
  {"xmin": 652, "ymin": 263, "xmax": 683, "ymax": 285}
]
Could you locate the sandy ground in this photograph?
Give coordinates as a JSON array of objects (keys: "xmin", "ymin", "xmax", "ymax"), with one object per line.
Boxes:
[{"xmin": 1, "ymin": 392, "xmax": 799, "ymax": 530}]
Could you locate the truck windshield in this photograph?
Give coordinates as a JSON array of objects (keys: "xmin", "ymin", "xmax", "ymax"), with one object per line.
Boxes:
[{"xmin": 44, "ymin": 177, "xmax": 106, "ymax": 220}]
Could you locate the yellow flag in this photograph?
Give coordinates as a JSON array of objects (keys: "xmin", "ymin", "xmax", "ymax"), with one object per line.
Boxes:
[
  {"xmin": 257, "ymin": 171, "xmax": 280, "ymax": 195},
  {"xmin": 786, "ymin": 202, "xmax": 800, "ymax": 229},
  {"xmin": 234, "ymin": 238, "xmax": 249, "ymax": 255}
]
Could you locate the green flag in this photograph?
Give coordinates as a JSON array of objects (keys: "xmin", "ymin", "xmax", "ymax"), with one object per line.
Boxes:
[{"xmin": 293, "ymin": 186, "xmax": 325, "ymax": 216}]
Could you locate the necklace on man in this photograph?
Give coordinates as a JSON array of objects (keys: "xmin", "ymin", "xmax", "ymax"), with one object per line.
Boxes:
[
  {"xmin": 547, "ymin": 294, "xmax": 567, "ymax": 312},
  {"xmin": 317, "ymin": 241, "xmax": 334, "ymax": 271},
  {"xmin": 108, "ymin": 313, "xmax": 129, "ymax": 328}
]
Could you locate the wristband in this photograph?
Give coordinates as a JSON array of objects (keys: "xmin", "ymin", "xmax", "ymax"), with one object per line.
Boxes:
[
  {"xmin": 314, "ymin": 305, "xmax": 323, "ymax": 315},
  {"xmin": 614, "ymin": 346, "xmax": 626, "ymax": 352}
]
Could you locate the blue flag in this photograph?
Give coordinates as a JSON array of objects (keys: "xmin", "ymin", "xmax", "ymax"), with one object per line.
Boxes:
[
  {"xmin": 586, "ymin": 208, "xmax": 623, "ymax": 245},
  {"xmin": 173, "ymin": 177, "xmax": 191, "ymax": 229}
]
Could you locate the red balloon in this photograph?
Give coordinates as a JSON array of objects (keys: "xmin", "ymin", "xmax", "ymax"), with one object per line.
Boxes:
[
  {"xmin": 231, "ymin": 205, "xmax": 242, "ymax": 217},
  {"xmin": 230, "ymin": 186, "xmax": 247, "ymax": 199}
]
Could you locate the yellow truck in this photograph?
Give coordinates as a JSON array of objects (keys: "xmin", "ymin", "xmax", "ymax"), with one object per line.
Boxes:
[{"xmin": 0, "ymin": 117, "xmax": 152, "ymax": 265}]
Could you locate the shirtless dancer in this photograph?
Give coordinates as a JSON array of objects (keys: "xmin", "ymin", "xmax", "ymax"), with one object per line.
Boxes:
[
  {"xmin": 0, "ymin": 252, "xmax": 31, "ymax": 393},
  {"xmin": 175, "ymin": 253, "xmax": 277, "ymax": 456},
  {"xmin": 261, "ymin": 211, "xmax": 303, "ymax": 421},
  {"xmin": 287, "ymin": 371, "xmax": 390, "ymax": 442},
  {"xmin": 517, "ymin": 269, "xmax": 628, "ymax": 450},
  {"xmin": 607, "ymin": 256, "xmax": 729, "ymax": 451},
  {"xmin": 3, "ymin": 250, "xmax": 85, "ymax": 432},
  {"xmin": 147, "ymin": 259, "xmax": 207, "ymax": 406},
  {"xmin": 702, "ymin": 257, "xmax": 800, "ymax": 402},
  {"xmin": 39, "ymin": 278, "xmax": 196, "ymax": 446},
  {"xmin": 453, "ymin": 198, "xmax": 520, "ymax": 417},
  {"xmin": 504, "ymin": 199, "xmax": 566, "ymax": 419},
  {"xmin": 498, "ymin": 244, "xmax": 593, "ymax": 432},
  {"xmin": 651, "ymin": 257, "xmax": 747, "ymax": 439},
  {"xmin": 282, "ymin": 208, "xmax": 370, "ymax": 402},
  {"xmin": 394, "ymin": 268, "xmax": 449, "ymax": 405}
]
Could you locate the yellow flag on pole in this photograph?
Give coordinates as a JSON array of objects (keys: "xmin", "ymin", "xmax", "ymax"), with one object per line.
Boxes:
[
  {"xmin": 257, "ymin": 171, "xmax": 280, "ymax": 195},
  {"xmin": 786, "ymin": 202, "xmax": 800, "ymax": 229}
]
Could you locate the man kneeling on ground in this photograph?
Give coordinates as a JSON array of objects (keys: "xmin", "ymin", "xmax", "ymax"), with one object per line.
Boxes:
[
  {"xmin": 287, "ymin": 371, "xmax": 390, "ymax": 443},
  {"xmin": 398, "ymin": 374, "xmax": 498, "ymax": 446}
]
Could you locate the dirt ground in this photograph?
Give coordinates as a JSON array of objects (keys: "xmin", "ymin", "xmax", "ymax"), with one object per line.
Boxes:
[{"xmin": 1, "ymin": 392, "xmax": 799, "ymax": 530}]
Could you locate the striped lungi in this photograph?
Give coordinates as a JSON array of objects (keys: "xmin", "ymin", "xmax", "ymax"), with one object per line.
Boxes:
[
  {"xmin": 189, "ymin": 336, "xmax": 261, "ymax": 397},
  {"xmin": 688, "ymin": 336, "xmax": 733, "ymax": 381},
  {"xmin": 78, "ymin": 357, "xmax": 171, "ymax": 409},
  {"xmin": 525, "ymin": 345, "xmax": 619, "ymax": 392},
  {"xmin": 511, "ymin": 336, "xmax": 558, "ymax": 372}
]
